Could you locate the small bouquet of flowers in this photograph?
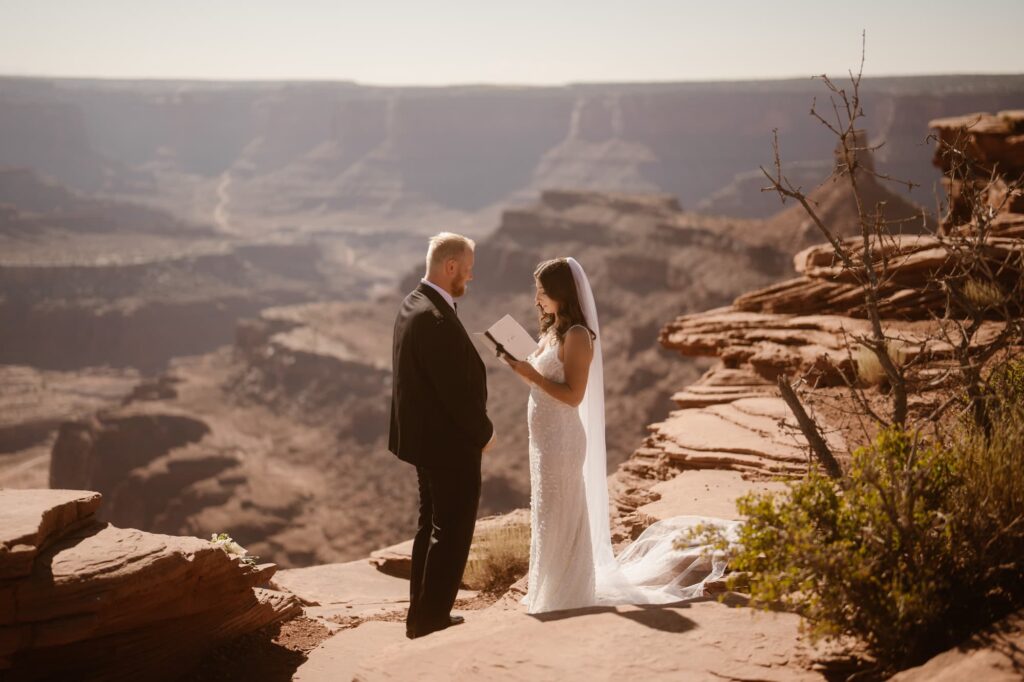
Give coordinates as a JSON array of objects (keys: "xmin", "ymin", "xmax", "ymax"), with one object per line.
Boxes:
[{"xmin": 210, "ymin": 532, "xmax": 259, "ymax": 567}]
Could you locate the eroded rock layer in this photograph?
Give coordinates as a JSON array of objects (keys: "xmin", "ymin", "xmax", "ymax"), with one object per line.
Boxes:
[{"xmin": 0, "ymin": 489, "xmax": 298, "ymax": 680}]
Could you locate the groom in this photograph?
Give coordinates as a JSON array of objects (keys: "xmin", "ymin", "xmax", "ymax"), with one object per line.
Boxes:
[{"xmin": 389, "ymin": 232, "xmax": 495, "ymax": 639}]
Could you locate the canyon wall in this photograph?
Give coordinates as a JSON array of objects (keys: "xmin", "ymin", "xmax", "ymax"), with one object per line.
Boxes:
[{"xmin": 3, "ymin": 76, "xmax": 1022, "ymax": 232}]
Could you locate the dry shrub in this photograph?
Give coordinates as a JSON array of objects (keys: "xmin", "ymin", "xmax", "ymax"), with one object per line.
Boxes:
[{"xmin": 461, "ymin": 520, "xmax": 531, "ymax": 594}]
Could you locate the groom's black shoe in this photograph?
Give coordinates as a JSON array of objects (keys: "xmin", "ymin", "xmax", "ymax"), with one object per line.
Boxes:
[{"xmin": 406, "ymin": 615, "xmax": 465, "ymax": 639}]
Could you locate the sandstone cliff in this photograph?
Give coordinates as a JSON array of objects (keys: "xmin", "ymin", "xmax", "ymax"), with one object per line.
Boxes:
[{"xmin": 0, "ymin": 488, "xmax": 298, "ymax": 680}]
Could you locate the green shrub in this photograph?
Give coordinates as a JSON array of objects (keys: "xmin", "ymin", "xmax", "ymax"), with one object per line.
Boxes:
[{"xmin": 699, "ymin": 384, "xmax": 1024, "ymax": 673}]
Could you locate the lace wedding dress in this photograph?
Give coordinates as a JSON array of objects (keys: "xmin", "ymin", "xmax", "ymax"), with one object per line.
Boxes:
[
  {"xmin": 522, "ymin": 258, "xmax": 739, "ymax": 615},
  {"xmin": 523, "ymin": 330, "xmax": 596, "ymax": 613}
]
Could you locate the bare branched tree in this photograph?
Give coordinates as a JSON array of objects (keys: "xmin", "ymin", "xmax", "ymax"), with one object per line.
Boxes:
[{"xmin": 757, "ymin": 32, "xmax": 1024, "ymax": 472}]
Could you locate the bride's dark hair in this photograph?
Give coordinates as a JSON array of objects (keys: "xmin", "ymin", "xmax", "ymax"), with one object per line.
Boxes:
[{"xmin": 534, "ymin": 258, "xmax": 597, "ymax": 344}]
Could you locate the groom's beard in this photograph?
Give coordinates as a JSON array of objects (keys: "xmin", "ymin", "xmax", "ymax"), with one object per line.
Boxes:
[{"xmin": 452, "ymin": 280, "xmax": 468, "ymax": 297}]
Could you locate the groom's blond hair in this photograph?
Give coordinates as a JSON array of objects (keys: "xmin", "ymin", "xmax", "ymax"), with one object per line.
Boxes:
[{"xmin": 425, "ymin": 232, "xmax": 475, "ymax": 274}]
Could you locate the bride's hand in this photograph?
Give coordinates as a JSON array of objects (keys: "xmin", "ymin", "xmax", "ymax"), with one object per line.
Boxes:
[{"xmin": 503, "ymin": 355, "xmax": 542, "ymax": 385}]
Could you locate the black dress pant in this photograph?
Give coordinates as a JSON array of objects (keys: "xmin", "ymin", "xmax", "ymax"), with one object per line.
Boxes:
[{"xmin": 407, "ymin": 464, "xmax": 481, "ymax": 636}]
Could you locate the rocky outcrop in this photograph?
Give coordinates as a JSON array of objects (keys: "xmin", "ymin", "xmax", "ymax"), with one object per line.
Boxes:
[
  {"xmin": 0, "ymin": 365, "xmax": 139, "ymax": 489},
  {"xmin": 660, "ymin": 310, "xmax": 871, "ymax": 384},
  {"xmin": 0, "ymin": 488, "xmax": 298, "ymax": 680},
  {"xmin": 608, "ymin": 361, "xmax": 826, "ymax": 541},
  {"xmin": 890, "ymin": 609, "xmax": 1024, "ymax": 681},
  {"xmin": 614, "ymin": 109, "xmax": 1024, "ymax": 548},
  {"xmin": 759, "ymin": 134, "xmax": 934, "ymax": 257},
  {"xmin": 730, "ymin": 215, "xmax": 1024, "ymax": 320},
  {"xmin": 732, "ymin": 111, "xmax": 1024, "ymax": 323},
  {"xmin": 930, "ymin": 109, "xmax": 1024, "ymax": 223}
]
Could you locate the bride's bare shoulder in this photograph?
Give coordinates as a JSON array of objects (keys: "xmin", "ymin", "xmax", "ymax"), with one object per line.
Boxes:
[
  {"xmin": 563, "ymin": 326, "xmax": 594, "ymax": 362},
  {"xmin": 565, "ymin": 325, "xmax": 594, "ymax": 347}
]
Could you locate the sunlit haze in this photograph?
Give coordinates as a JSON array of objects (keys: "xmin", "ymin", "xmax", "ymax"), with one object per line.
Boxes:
[{"xmin": 2, "ymin": 0, "xmax": 1023, "ymax": 85}]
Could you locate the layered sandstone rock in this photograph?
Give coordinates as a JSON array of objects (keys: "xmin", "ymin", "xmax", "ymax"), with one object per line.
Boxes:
[
  {"xmin": 0, "ymin": 488, "xmax": 298, "ymax": 680},
  {"xmin": 731, "ymin": 220, "xmax": 1024, "ymax": 320},
  {"xmin": 608, "ymin": 362, "xmax": 826, "ymax": 541},
  {"xmin": 659, "ymin": 309, "xmax": 871, "ymax": 385},
  {"xmin": 890, "ymin": 609, "xmax": 1024, "ymax": 681},
  {"xmin": 738, "ymin": 110, "xmax": 1023, "ymax": 324},
  {"xmin": 930, "ymin": 110, "xmax": 1024, "ymax": 222}
]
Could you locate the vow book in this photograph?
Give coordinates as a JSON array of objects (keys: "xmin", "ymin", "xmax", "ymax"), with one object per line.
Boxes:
[{"xmin": 474, "ymin": 314, "xmax": 538, "ymax": 362}]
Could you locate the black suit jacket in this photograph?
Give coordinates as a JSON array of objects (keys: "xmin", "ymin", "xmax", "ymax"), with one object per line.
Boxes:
[{"xmin": 389, "ymin": 282, "xmax": 493, "ymax": 469}]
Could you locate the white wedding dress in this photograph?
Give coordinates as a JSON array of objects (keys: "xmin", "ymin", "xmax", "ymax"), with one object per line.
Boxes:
[
  {"xmin": 522, "ymin": 258, "xmax": 739, "ymax": 615},
  {"xmin": 523, "ymin": 330, "xmax": 596, "ymax": 613}
]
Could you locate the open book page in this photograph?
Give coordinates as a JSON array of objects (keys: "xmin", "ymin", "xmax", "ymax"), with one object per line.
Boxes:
[{"xmin": 473, "ymin": 314, "xmax": 538, "ymax": 362}]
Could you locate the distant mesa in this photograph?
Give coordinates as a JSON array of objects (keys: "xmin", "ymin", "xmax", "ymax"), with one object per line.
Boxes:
[
  {"xmin": 2, "ymin": 75, "xmax": 1023, "ymax": 231},
  {"xmin": 0, "ymin": 166, "xmax": 212, "ymax": 237}
]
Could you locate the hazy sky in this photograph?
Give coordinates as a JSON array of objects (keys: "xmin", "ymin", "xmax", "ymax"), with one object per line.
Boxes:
[{"xmin": 2, "ymin": 1, "xmax": 1023, "ymax": 85}]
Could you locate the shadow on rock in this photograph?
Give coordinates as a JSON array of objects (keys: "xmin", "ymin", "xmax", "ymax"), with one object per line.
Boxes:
[{"xmin": 529, "ymin": 603, "xmax": 698, "ymax": 634}]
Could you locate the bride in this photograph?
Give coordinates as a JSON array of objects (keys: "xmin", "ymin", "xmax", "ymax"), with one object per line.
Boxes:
[{"xmin": 504, "ymin": 257, "xmax": 737, "ymax": 614}]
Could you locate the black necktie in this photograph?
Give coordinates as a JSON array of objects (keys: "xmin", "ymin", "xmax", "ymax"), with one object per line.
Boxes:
[{"xmin": 453, "ymin": 301, "xmax": 458, "ymax": 317}]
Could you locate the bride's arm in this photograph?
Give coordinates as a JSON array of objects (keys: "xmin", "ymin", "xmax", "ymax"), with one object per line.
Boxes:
[{"xmin": 506, "ymin": 327, "xmax": 593, "ymax": 407}]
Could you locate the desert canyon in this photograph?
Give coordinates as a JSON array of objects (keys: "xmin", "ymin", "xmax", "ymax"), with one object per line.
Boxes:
[{"xmin": 2, "ymin": 75, "xmax": 1023, "ymax": 679}]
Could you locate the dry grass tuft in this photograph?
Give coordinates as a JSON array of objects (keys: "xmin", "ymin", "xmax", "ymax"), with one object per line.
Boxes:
[
  {"xmin": 853, "ymin": 340, "xmax": 908, "ymax": 386},
  {"xmin": 461, "ymin": 519, "xmax": 531, "ymax": 594}
]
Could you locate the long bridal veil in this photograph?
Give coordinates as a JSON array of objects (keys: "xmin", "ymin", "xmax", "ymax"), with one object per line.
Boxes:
[{"xmin": 567, "ymin": 257, "xmax": 739, "ymax": 605}]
